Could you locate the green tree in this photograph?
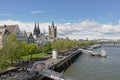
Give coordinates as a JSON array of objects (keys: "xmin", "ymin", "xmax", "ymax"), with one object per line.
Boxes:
[
  {"xmin": 5, "ymin": 34, "xmax": 21, "ymax": 63},
  {"xmin": 63, "ymin": 39, "xmax": 73, "ymax": 50},
  {"xmin": 42, "ymin": 42, "xmax": 52, "ymax": 53},
  {"xmin": 19, "ymin": 42, "xmax": 29, "ymax": 56},
  {"xmin": 51, "ymin": 39, "xmax": 95, "ymax": 52},
  {"xmin": 51, "ymin": 39, "xmax": 73, "ymax": 52},
  {"xmin": 25, "ymin": 44, "xmax": 39, "ymax": 60},
  {"xmin": 0, "ymin": 34, "xmax": 21, "ymax": 68},
  {"xmin": 0, "ymin": 48, "xmax": 9, "ymax": 70}
]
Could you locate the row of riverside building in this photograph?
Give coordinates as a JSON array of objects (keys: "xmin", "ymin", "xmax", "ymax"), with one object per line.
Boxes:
[{"xmin": 0, "ymin": 22, "xmax": 57, "ymax": 48}]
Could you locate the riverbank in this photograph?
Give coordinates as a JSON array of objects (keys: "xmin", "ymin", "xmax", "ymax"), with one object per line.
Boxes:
[
  {"xmin": 0, "ymin": 47, "xmax": 82, "ymax": 80},
  {"xmin": 0, "ymin": 43, "xmax": 99, "ymax": 79},
  {"xmin": 65, "ymin": 44, "xmax": 120, "ymax": 80}
]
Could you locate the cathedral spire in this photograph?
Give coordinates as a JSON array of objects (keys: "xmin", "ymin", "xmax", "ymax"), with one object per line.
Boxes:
[
  {"xmin": 35, "ymin": 22, "xmax": 37, "ymax": 29},
  {"xmin": 33, "ymin": 22, "xmax": 37, "ymax": 35},
  {"xmin": 38, "ymin": 23, "xmax": 39, "ymax": 29},
  {"xmin": 38, "ymin": 23, "xmax": 40, "ymax": 34},
  {"xmin": 38, "ymin": 23, "xmax": 40, "ymax": 35},
  {"xmin": 52, "ymin": 21, "xmax": 54, "ymax": 28}
]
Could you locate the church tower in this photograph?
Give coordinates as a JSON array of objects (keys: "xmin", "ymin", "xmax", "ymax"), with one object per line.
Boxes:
[
  {"xmin": 33, "ymin": 22, "xmax": 37, "ymax": 35},
  {"xmin": 37, "ymin": 23, "xmax": 40, "ymax": 35},
  {"xmin": 48, "ymin": 21, "xmax": 57, "ymax": 39},
  {"xmin": 33, "ymin": 22, "xmax": 41, "ymax": 37}
]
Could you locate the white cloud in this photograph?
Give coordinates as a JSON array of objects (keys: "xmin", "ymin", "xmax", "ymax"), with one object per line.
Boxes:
[
  {"xmin": 30, "ymin": 10, "xmax": 45, "ymax": 15},
  {"xmin": 0, "ymin": 19, "xmax": 120, "ymax": 40},
  {"xmin": 57, "ymin": 20, "xmax": 120, "ymax": 40},
  {"xmin": 100, "ymin": 24, "xmax": 115, "ymax": 33},
  {"xmin": 0, "ymin": 19, "xmax": 51, "ymax": 35}
]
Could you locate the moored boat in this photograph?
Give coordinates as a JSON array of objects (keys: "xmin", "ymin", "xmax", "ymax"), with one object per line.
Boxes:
[{"xmin": 100, "ymin": 49, "xmax": 107, "ymax": 58}]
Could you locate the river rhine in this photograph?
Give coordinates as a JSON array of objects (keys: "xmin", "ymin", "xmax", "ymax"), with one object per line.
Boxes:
[{"xmin": 65, "ymin": 44, "xmax": 120, "ymax": 80}]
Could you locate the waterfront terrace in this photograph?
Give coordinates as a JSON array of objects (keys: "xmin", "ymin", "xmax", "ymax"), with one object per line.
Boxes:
[{"xmin": 0, "ymin": 47, "xmax": 82, "ymax": 80}]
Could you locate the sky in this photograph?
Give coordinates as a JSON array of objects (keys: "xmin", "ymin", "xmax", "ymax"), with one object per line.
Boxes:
[{"xmin": 0, "ymin": 0, "xmax": 120, "ymax": 40}]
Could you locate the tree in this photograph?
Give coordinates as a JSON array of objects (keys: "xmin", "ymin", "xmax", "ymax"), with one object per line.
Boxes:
[
  {"xmin": 19, "ymin": 42, "xmax": 29, "ymax": 56},
  {"xmin": 5, "ymin": 34, "xmax": 21, "ymax": 63},
  {"xmin": 51, "ymin": 39, "xmax": 73, "ymax": 52},
  {"xmin": 51, "ymin": 39, "xmax": 95, "ymax": 52},
  {"xmin": 0, "ymin": 49, "xmax": 9, "ymax": 70},
  {"xmin": 0, "ymin": 34, "xmax": 21, "ymax": 68},
  {"xmin": 63, "ymin": 39, "xmax": 73, "ymax": 50},
  {"xmin": 25, "ymin": 44, "xmax": 39, "ymax": 60},
  {"xmin": 42, "ymin": 42, "xmax": 52, "ymax": 53},
  {"xmin": 0, "ymin": 34, "xmax": 41, "ymax": 69}
]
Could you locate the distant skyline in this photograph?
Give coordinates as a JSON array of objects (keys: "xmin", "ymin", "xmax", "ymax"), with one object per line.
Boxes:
[{"xmin": 0, "ymin": 0, "xmax": 120, "ymax": 40}]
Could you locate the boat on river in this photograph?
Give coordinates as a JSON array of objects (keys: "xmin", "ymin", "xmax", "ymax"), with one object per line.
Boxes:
[
  {"xmin": 91, "ymin": 49, "xmax": 107, "ymax": 58},
  {"xmin": 100, "ymin": 49, "xmax": 107, "ymax": 58}
]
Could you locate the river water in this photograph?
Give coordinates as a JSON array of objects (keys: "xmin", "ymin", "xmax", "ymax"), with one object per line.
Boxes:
[{"xmin": 65, "ymin": 44, "xmax": 120, "ymax": 80}]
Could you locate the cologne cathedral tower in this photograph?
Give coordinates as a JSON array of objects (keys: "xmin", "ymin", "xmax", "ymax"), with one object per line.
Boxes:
[{"xmin": 33, "ymin": 22, "xmax": 41, "ymax": 37}]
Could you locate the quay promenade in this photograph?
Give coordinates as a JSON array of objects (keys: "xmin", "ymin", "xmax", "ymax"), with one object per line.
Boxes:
[{"xmin": 0, "ymin": 47, "xmax": 81, "ymax": 80}]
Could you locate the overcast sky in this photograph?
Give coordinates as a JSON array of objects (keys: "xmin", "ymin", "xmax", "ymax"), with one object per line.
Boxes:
[{"xmin": 0, "ymin": 0, "xmax": 120, "ymax": 40}]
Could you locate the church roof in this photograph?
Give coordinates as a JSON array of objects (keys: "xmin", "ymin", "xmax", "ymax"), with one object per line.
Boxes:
[
  {"xmin": 26, "ymin": 32, "xmax": 32, "ymax": 37},
  {"xmin": 26, "ymin": 32, "xmax": 34, "ymax": 39},
  {"xmin": 0, "ymin": 25, "xmax": 18, "ymax": 33}
]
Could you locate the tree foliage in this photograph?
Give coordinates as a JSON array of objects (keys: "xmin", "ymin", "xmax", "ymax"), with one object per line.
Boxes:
[
  {"xmin": 42, "ymin": 42, "xmax": 52, "ymax": 53},
  {"xmin": 19, "ymin": 42, "xmax": 29, "ymax": 56},
  {"xmin": 51, "ymin": 39, "xmax": 74, "ymax": 51},
  {"xmin": 0, "ymin": 33, "xmax": 94, "ymax": 70},
  {"xmin": 3, "ymin": 34, "xmax": 21, "ymax": 60},
  {"xmin": 0, "ymin": 34, "xmax": 21, "ymax": 69},
  {"xmin": 0, "ymin": 34, "xmax": 41, "ymax": 70},
  {"xmin": 25, "ymin": 43, "xmax": 39, "ymax": 60},
  {"xmin": 51, "ymin": 38, "xmax": 94, "ymax": 52},
  {"xmin": 19, "ymin": 42, "xmax": 40, "ymax": 56}
]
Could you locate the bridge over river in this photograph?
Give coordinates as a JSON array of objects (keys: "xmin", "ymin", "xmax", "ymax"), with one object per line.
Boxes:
[{"xmin": 94, "ymin": 39, "xmax": 120, "ymax": 47}]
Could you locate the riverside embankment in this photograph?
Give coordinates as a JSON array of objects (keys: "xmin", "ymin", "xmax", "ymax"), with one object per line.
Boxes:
[
  {"xmin": 65, "ymin": 44, "xmax": 120, "ymax": 80},
  {"xmin": 0, "ymin": 47, "xmax": 82, "ymax": 80}
]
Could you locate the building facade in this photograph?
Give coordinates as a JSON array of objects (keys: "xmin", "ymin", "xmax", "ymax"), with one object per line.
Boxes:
[
  {"xmin": 0, "ymin": 25, "xmax": 22, "ymax": 47},
  {"xmin": 19, "ymin": 30, "xmax": 28, "ymax": 43},
  {"xmin": 0, "ymin": 24, "xmax": 35, "ymax": 47},
  {"xmin": 26, "ymin": 32, "xmax": 34, "ymax": 44},
  {"xmin": 0, "ymin": 25, "xmax": 21, "ymax": 40},
  {"xmin": 0, "ymin": 28, "xmax": 10, "ymax": 48}
]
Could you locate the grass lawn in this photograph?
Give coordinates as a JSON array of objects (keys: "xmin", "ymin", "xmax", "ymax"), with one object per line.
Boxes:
[{"xmin": 22, "ymin": 53, "xmax": 49, "ymax": 60}]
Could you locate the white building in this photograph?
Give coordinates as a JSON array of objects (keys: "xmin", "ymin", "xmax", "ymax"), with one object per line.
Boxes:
[
  {"xmin": 0, "ymin": 25, "xmax": 33, "ymax": 47},
  {"xmin": 19, "ymin": 30, "xmax": 28, "ymax": 43}
]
